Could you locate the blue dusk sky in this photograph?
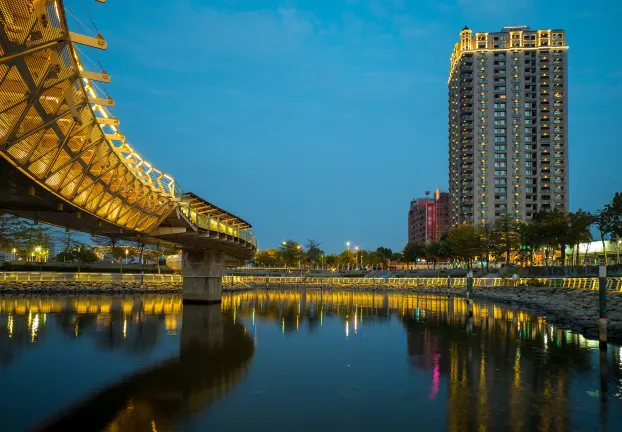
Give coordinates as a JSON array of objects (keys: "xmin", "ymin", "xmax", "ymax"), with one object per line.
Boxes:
[{"xmin": 70, "ymin": 0, "xmax": 621, "ymax": 253}]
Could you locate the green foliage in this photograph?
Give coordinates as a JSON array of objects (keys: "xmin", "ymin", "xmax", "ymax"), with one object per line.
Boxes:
[
  {"xmin": 278, "ymin": 240, "xmax": 304, "ymax": 266},
  {"xmin": 254, "ymin": 249, "xmax": 280, "ymax": 266},
  {"xmin": 376, "ymin": 247, "xmax": 393, "ymax": 261},
  {"xmin": 338, "ymin": 249, "xmax": 356, "ymax": 266},
  {"xmin": 0, "ymin": 215, "xmax": 54, "ymax": 260},
  {"xmin": 493, "ymin": 213, "xmax": 520, "ymax": 264},
  {"xmin": 305, "ymin": 239, "xmax": 324, "ymax": 264},
  {"xmin": 448, "ymin": 223, "xmax": 482, "ymax": 266},
  {"xmin": 403, "ymin": 242, "xmax": 426, "ymax": 263},
  {"xmin": 57, "ymin": 243, "xmax": 98, "ymax": 264}
]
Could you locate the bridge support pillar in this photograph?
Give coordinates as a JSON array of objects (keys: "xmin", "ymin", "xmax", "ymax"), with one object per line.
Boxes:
[{"xmin": 182, "ymin": 249, "xmax": 225, "ymax": 304}]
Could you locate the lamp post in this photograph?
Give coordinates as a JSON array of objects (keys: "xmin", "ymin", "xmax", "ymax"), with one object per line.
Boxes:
[
  {"xmin": 354, "ymin": 246, "xmax": 359, "ymax": 270},
  {"xmin": 282, "ymin": 241, "xmax": 287, "ymax": 270},
  {"xmin": 12, "ymin": 248, "xmax": 16, "ymax": 262},
  {"xmin": 125, "ymin": 248, "xmax": 129, "ymax": 265},
  {"xmin": 346, "ymin": 241, "xmax": 351, "ymax": 271},
  {"xmin": 297, "ymin": 245, "xmax": 302, "ymax": 270}
]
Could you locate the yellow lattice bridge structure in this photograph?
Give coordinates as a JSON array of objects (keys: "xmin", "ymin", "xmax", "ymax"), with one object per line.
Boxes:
[{"xmin": 0, "ymin": 0, "xmax": 256, "ymax": 302}]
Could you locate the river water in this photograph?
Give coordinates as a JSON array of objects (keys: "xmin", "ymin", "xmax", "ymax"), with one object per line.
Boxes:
[{"xmin": 0, "ymin": 290, "xmax": 621, "ymax": 431}]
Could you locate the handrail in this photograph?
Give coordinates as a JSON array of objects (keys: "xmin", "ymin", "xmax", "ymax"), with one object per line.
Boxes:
[
  {"xmin": 221, "ymin": 276, "xmax": 622, "ymax": 291},
  {"xmin": 1, "ymin": 273, "xmax": 619, "ymax": 292},
  {"xmin": 0, "ymin": 272, "xmax": 181, "ymax": 283},
  {"xmin": 179, "ymin": 204, "xmax": 257, "ymax": 248}
]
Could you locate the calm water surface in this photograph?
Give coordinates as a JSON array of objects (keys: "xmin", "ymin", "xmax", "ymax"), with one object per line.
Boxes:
[{"xmin": 1, "ymin": 290, "xmax": 622, "ymax": 431}]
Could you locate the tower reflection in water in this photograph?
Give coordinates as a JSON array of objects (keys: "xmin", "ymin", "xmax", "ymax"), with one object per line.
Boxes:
[{"xmin": 1, "ymin": 290, "xmax": 621, "ymax": 431}]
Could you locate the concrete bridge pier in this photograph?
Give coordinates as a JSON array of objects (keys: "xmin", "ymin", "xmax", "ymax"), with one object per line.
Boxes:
[{"xmin": 182, "ymin": 249, "xmax": 225, "ymax": 304}]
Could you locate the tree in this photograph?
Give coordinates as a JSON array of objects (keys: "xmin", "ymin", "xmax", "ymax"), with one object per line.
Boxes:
[
  {"xmin": 493, "ymin": 213, "xmax": 519, "ymax": 265},
  {"xmin": 325, "ymin": 254, "xmax": 339, "ymax": 268},
  {"xmin": 403, "ymin": 242, "xmax": 426, "ymax": 266},
  {"xmin": 566, "ymin": 209, "xmax": 593, "ymax": 266},
  {"xmin": 305, "ymin": 239, "xmax": 324, "ymax": 266},
  {"xmin": 0, "ymin": 213, "xmax": 23, "ymax": 251},
  {"xmin": 425, "ymin": 242, "xmax": 441, "ymax": 269},
  {"xmin": 391, "ymin": 252, "xmax": 404, "ymax": 264},
  {"xmin": 517, "ymin": 221, "xmax": 540, "ymax": 267},
  {"xmin": 278, "ymin": 240, "xmax": 304, "ymax": 267},
  {"xmin": 361, "ymin": 251, "xmax": 383, "ymax": 268},
  {"xmin": 376, "ymin": 247, "xmax": 393, "ymax": 262},
  {"xmin": 338, "ymin": 250, "xmax": 356, "ymax": 268},
  {"xmin": 532, "ymin": 209, "xmax": 570, "ymax": 266},
  {"xmin": 57, "ymin": 243, "xmax": 98, "ymax": 265},
  {"xmin": 479, "ymin": 222, "xmax": 499, "ymax": 270},
  {"xmin": 12, "ymin": 220, "xmax": 53, "ymax": 261},
  {"xmin": 447, "ymin": 223, "xmax": 482, "ymax": 268},
  {"xmin": 595, "ymin": 207, "xmax": 613, "ymax": 266},
  {"xmin": 254, "ymin": 249, "xmax": 280, "ymax": 266}
]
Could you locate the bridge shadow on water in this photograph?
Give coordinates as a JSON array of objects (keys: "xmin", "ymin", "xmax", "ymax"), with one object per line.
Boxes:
[{"xmin": 32, "ymin": 303, "xmax": 254, "ymax": 432}]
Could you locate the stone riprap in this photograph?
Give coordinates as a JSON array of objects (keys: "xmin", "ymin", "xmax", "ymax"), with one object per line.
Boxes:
[{"xmin": 0, "ymin": 281, "xmax": 253, "ymax": 294}]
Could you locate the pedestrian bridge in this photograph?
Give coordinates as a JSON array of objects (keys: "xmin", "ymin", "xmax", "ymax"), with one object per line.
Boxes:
[{"xmin": 0, "ymin": 0, "xmax": 257, "ymax": 302}]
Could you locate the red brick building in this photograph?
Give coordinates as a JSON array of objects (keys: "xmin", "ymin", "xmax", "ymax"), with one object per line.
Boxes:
[{"xmin": 408, "ymin": 189, "xmax": 450, "ymax": 244}]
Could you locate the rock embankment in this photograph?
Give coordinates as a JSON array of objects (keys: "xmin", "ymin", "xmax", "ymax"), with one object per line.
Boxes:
[
  {"xmin": 0, "ymin": 281, "xmax": 182, "ymax": 294},
  {"xmin": 0, "ymin": 281, "xmax": 254, "ymax": 294},
  {"xmin": 475, "ymin": 286, "xmax": 622, "ymax": 341}
]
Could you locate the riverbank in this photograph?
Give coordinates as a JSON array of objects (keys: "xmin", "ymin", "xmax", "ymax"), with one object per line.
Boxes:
[{"xmin": 0, "ymin": 281, "xmax": 259, "ymax": 294}]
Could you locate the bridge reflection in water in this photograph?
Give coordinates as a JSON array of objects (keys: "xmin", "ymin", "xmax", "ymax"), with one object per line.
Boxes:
[{"xmin": 1, "ymin": 291, "xmax": 621, "ymax": 430}]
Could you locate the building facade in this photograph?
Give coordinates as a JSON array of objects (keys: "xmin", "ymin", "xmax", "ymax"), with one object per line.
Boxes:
[
  {"xmin": 448, "ymin": 26, "xmax": 568, "ymax": 227},
  {"xmin": 408, "ymin": 189, "xmax": 450, "ymax": 244}
]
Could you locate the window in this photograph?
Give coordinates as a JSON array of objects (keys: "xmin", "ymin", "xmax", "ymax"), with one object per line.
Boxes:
[
  {"xmin": 495, "ymin": 86, "xmax": 506, "ymax": 92},
  {"xmin": 494, "ymin": 111, "xmax": 506, "ymax": 117},
  {"xmin": 494, "ymin": 145, "xmax": 506, "ymax": 151},
  {"xmin": 494, "ymin": 128, "xmax": 506, "ymax": 134},
  {"xmin": 494, "ymin": 136, "xmax": 506, "ymax": 142},
  {"xmin": 494, "ymin": 161, "xmax": 506, "ymax": 168},
  {"xmin": 494, "ymin": 153, "xmax": 506, "ymax": 159},
  {"xmin": 494, "ymin": 187, "xmax": 507, "ymax": 193},
  {"xmin": 494, "ymin": 178, "xmax": 507, "ymax": 185},
  {"xmin": 496, "ymin": 197, "xmax": 507, "ymax": 202},
  {"xmin": 494, "ymin": 119, "xmax": 506, "ymax": 126},
  {"xmin": 494, "ymin": 103, "xmax": 506, "ymax": 109},
  {"xmin": 494, "ymin": 170, "xmax": 506, "ymax": 176}
]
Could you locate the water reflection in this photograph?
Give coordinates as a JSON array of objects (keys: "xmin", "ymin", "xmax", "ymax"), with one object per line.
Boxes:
[
  {"xmin": 35, "ymin": 303, "xmax": 253, "ymax": 431},
  {"xmin": 0, "ymin": 290, "xmax": 621, "ymax": 431}
]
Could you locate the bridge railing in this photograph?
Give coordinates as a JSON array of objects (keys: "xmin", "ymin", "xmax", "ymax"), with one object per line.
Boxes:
[
  {"xmin": 0, "ymin": 272, "xmax": 181, "ymax": 283},
  {"xmin": 179, "ymin": 204, "xmax": 257, "ymax": 248},
  {"xmin": 2, "ymin": 273, "xmax": 620, "ymax": 291},
  {"xmin": 222, "ymin": 276, "xmax": 622, "ymax": 291}
]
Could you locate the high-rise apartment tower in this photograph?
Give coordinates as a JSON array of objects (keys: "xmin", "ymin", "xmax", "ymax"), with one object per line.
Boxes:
[{"xmin": 448, "ymin": 26, "xmax": 568, "ymax": 226}]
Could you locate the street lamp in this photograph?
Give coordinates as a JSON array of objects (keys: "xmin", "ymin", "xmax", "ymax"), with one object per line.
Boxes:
[
  {"xmin": 125, "ymin": 248, "xmax": 129, "ymax": 264},
  {"xmin": 297, "ymin": 245, "xmax": 302, "ymax": 269},
  {"xmin": 12, "ymin": 248, "xmax": 16, "ymax": 262},
  {"xmin": 346, "ymin": 241, "xmax": 351, "ymax": 251},
  {"xmin": 354, "ymin": 246, "xmax": 359, "ymax": 270}
]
